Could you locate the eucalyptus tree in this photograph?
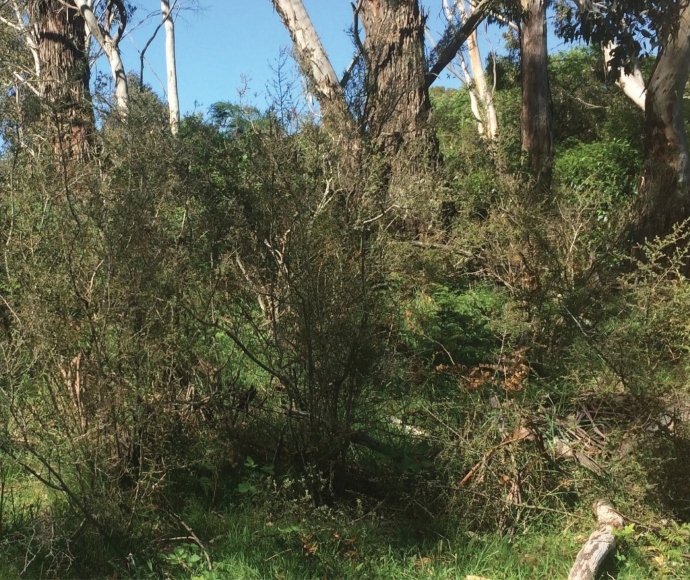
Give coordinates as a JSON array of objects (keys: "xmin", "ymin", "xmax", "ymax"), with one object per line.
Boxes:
[
  {"xmin": 271, "ymin": 0, "xmax": 496, "ymax": 160},
  {"xmin": 161, "ymin": 0, "xmax": 179, "ymax": 134},
  {"xmin": 558, "ymin": 0, "xmax": 690, "ymax": 238},
  {"xmin": 73, "ymin": 0, "xmax": 129, "ymax": 115},
  {"xmin": 441, "ymin": 0, "xmax": 500, "ymax": 140},
  {"xmin": 29, "ymin": 0, "xmax": 94, "ymax": 159}
]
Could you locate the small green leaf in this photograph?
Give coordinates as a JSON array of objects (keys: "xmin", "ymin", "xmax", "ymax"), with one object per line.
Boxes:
[{"xmin": 238, "ymin": 482, "xmax": 257, "ymax": 494}]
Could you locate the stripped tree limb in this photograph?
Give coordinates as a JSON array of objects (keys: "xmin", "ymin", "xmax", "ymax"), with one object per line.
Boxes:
[
  {"xmin": 73, "ymin": 0, "xmax": 129, "ymax": 113},
  {"xmin": 568, "ymin": 501, "xmax": 625, "ymax": 580},
  {"xmin": 426, "ymin": 0, "xmax": 495, "ymax": 88},
  {"xmin": 167, "ymin": 510, "xmax": 213, "ymax": 571},
  {"xmin": 603, "ymin": 43, "xmax": 646, "ymax": 110},
  {"xmin": 161, "ymin": 0, "xmax": 180, "ymax": 134}
]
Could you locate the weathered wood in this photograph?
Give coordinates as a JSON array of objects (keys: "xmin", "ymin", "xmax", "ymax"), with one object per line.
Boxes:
[{"xmin": 568, "ymin": 501, "xmax": 624, "ymax": 580}]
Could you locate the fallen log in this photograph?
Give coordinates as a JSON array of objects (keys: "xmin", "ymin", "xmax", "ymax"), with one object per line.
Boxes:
[{"xmin": 568, "ymin": 501, "xmax": 624, "ymax": 580}]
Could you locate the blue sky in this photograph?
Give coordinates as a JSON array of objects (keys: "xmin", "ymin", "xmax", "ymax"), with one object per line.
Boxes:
[{"xmin": 104, "ymin": 1, "xmax": 569, "ymax": 117}]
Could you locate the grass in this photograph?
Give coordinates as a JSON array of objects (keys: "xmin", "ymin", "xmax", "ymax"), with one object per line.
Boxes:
[
  {"xmin": 2, "ymin": 404, "xmax": 690, "ymax": 579},
  {"xmin": 145, "ymin": 514, "xmax": 666, "ymax": 579}
]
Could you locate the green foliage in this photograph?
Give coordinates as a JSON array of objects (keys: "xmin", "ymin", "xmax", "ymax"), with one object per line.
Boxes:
[
  {"xmin": 570, "ymin": 221, "xmax": 690, "ymax": 397},
  {"xmin": 554, "ymin": 138, "xmax": 640, "ymax": 206},
  {"xmin": 2, "ymin": 42, "xmax": 690, "ymax": 580},
  {"xmin": 400, "ymin": 283, "xmax": 508, "ymax": 368}
]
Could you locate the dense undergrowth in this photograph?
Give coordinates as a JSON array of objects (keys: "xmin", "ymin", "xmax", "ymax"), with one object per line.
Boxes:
[{"xmin": 1, "ymin": 48, "xmax": 690, "ymax": 578}]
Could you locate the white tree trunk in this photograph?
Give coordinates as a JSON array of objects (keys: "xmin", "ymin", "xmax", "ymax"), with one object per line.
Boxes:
[
  {"xmin": 161, "ymin": 0, "xmax": 180, "ymax": 135},
  {"xmin": 603, "ymin": 43, "xmax": 645, "ymax": 110},
  {"xmin": 442, "ymin": 1, "xmax": 498, "ymax": 139},
  {"xmin": 457, "ymin": 53, "xmax": 486, "ymax": 134},
  {"xmin": 271, "ymin": 0, "xmax": 342, "ymax": 102},
  {"xmin": 73, "ymin": 0, "xmax": 128, "ymax": 115},
  {"xmin": 466, "ymin": 28, "xmax": 498, "ymax": 139}
]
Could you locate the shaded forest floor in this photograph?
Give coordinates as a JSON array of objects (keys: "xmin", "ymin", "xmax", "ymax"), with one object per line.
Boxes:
[{"xmin": 2, "ymin": 448, "xmax": 689, "ymax": 579}]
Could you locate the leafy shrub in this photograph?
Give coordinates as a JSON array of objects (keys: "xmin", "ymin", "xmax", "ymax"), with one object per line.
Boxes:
[{"xmin": 554, "ymin": 138, "xmax": 641, "ymax": 207}]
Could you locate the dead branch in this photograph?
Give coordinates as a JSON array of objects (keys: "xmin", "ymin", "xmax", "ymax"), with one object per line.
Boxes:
[{"xmin": 568, "ymin": 501, "xmax": 624, "ymax": 580}]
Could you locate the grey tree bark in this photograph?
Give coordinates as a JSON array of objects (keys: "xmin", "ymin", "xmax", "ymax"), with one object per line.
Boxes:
[
  {"xmin": 569, "ymin": 501, "xmax": 624, "ymax": 580},
  {"xmin": 637, "ymin": 2, "xmax": 690, "ymax": 240}
]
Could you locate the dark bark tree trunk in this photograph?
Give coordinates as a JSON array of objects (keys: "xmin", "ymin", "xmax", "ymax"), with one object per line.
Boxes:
[
  {"xmin": 31, "ymin": 0, "xmax": 93, "ymax": 161},
  {"xmin": 519, "ymin": 0, "xmax": 553, "ymax": 181},
  {"xmin": 359, "ymin": 0, "xmax": 436, "ymax": 160},
  {"xmin": 636, "ymin": 3, "xmax": 690, "ymax": 241}
]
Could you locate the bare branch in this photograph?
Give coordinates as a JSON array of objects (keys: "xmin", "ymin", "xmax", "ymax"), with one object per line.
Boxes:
[{"xmin": 426, "ymin": 0, "xmax": 495, "ymax": 88}]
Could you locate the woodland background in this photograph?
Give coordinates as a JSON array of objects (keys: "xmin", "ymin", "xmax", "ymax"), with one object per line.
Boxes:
[{"xmin": 1, "ymin": 1, "xmax": 690, "ymax": 578}]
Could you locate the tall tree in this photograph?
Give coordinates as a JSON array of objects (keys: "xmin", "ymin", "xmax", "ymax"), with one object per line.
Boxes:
[
  {"xmin": 557, "ymin": 0, "xmax": 690, "ymax": 238},
  {"xmin": 29, "ymin": 0, "xmax": 93, "ymax": 159},
  {"xmin": 520, "ymin": 0, "xmax": 553, "ymax": 179},
  {"xmin": 161, "ymin": 0, "xmax": 180, "ymax": 135},
  {"xmin": 272, "ymin": 0, "xmax": 494, "ymax": 159},
  {"xmin": 357, "ymin": 0, "xmax": 433, "ymax": 155},
  {"xmin": 640, "ymin": 2, "xmax": 690, "ymax": 238}
]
